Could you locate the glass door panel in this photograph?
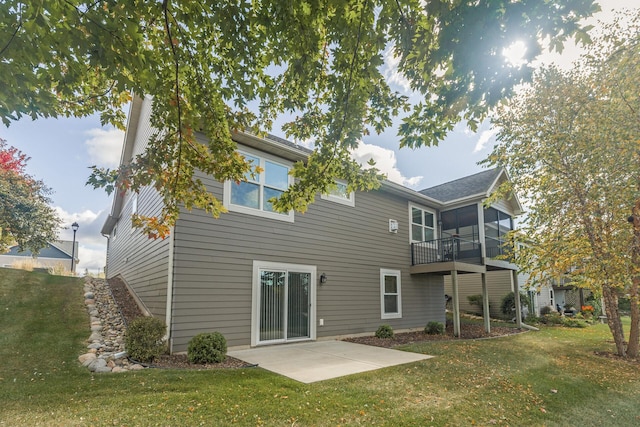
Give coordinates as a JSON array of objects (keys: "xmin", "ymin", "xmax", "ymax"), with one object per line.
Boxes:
[
  {"xmin": 259, "ymin": 270, "xmax": 285, "ymax": 342},
  {"xmin": 287, "ymin": 272, "xmax": 310, "ymax": 340},
  {"xmin": 259, "ymin": 269, "xmax": 311, "ymax": 343}
]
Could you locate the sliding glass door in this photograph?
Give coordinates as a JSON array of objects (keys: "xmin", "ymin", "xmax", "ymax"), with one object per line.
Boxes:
[{"xmin": 256, "ymin": 263, "xmax": 314, "ymax": 345}]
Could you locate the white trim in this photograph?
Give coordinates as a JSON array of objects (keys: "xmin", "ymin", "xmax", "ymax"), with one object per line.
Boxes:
[
  {"xmin": 408, "ymin": 202, "xmax": 437, "ymax": 243},
  {"xmin": 165, "ymin": 226, "xmax": 175, "ymax": 352},
  {"xmin": 380, "ymin": 268, "xmax": 402, "ymax": 319},
  {"xmin": 223, "ymin": 146, "xmax": 294, "ymax": 222},
  {"xmin": 251, "ymin": 260, "xmax": 317, "ymax": 347},
  {"xmin": 321, "ymin": 180, "xmax": 355, "ymax": 207}
]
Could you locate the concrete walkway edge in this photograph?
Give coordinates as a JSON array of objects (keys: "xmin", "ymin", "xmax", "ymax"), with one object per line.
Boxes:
[{"xmin": 229, "ymin": 340, "xmax": 433, "ymax": 383}]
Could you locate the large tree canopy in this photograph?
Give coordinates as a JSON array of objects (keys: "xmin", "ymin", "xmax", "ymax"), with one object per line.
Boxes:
[
  {"xmin": 484, "ymin": 13, "xmax": 640, "ymax": 357},
  {"xmin": 0, "ymin": 139, "xmax": 61, "ymax": 253},
  {"xmin": 1, "ymin": 1, "xmax": 598, "ymax": 236}
]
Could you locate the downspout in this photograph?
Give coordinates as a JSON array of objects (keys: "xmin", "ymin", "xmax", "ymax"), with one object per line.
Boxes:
[{"xmin": 165, "ymin": 226, "xmax": 175, "ymax": 354}]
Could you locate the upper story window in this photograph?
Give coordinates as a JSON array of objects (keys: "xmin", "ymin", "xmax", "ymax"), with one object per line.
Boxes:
[
  {"xmin": 441, "ymin": 205, "xmax": 479, "ymax": 241},
  {"xmin": 321, "ymin": 180, "xmax": 355, "ymax": 207},
  {"xmin": 224, "ymin": 148, "xmax": 294, "ymax": 222},
  {"xmin": 410, "ymin": 204, "xmax": 436, "ymax": 242},
  {"xmin": 484, "ymin": 207, "xmax": 513, "ymax": 258},
  {"xmin": 130, "ymin": 194, "xmax": 138, "ymax": 234}
]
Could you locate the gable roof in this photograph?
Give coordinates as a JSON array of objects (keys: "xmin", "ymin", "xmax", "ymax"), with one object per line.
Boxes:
[
  {"xmin": 418, "ymin": 168, "xmax": 503, "ymax": 203},
  {"xmin": 102, "ymin": 96, "xmax": 445, "ymax": 234},
  {"xmin": 419, "ymin": 168, "xmax": 523, "ymax": 214},
  {"xmin": 6, "ymin": 241, "xmax": 78, "ymax": 261}
]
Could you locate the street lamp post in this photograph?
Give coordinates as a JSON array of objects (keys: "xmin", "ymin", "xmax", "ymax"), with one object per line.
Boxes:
[{"xmin": 70, "ymin": 222, "xmax": 79, "ymax": 274}]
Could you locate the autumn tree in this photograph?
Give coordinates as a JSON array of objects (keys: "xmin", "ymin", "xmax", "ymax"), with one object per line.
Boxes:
[
  {"xmin": 1, "ymin": 1, "xmax": 598, "ymax": 236},
  {"xmin": 485, "ymin": 14, "xmax": 640, "ymax": 358},
  {"xmin": 0, "ymin": 139, "xmax": 61, "ymax": 253}
]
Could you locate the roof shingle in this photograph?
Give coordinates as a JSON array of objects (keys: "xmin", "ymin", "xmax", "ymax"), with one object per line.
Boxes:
[{"xmin": 418, "ymin": 168, "xmax": 503, "ymax": 203}]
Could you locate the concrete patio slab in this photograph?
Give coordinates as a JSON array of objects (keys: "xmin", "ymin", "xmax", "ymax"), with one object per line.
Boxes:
[{"xmin": 228, "ymin": 340, "xmax": 433, "ymax": 383}]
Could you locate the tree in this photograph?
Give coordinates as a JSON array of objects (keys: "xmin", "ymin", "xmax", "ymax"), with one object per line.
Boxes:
[
  {"xmin": 1, "ymin": 1, "xmax": 599, "ymax": 237},
  {"xmin": 484, "ymin": 14, "xmax": 640, "ymax": 358},
  {"xmin": 0, "ymin": 139, "xmax": 61, "ymax": 253}
]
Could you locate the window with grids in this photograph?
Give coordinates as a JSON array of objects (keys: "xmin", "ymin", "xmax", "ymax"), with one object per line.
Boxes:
[
  {"xmin": 321, "ymin": 180, "xmax": 355, "ymax": 206},
  {"xmin": 225, "ymin": 150, "xmax": 293, "ymax": 221},
  {"xmin": 410, "ymin": 205, "xmax": 435, "ymax": 242},
  {"xmin": 380, "ymin": 269, "xmax": 402, "ymax": 319}
]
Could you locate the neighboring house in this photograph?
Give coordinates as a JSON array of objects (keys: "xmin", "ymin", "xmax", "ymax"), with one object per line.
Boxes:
[
  {"xmin": 102, "ymin": 96, "xmax": 524, "ymax": 353},
  {"xmin": 0, "ymin": 241, "xmax": 79, "ymax": 273}
]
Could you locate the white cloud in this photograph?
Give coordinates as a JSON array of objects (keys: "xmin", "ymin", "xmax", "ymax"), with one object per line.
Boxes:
[
  {"xmin": 54, "ymin": 206, "xmax": 108, "ymax": 274},
  {"xmin": 351, "ymin": 141, "xmax": 423, "ymax": 188},
  {"xmin": 473, "ymin": 129, "xmax": 498, "ymax": 153},
  {"xmin": 84, "ymin": 128, "xmax": 124, "ymax": 168},
  {"xmin": 381, "ymin": 46, "xmax": 412, "ymax": 93}
]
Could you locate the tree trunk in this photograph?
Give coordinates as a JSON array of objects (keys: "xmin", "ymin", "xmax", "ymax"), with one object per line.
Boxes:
[
  {"xmin": 602, "ymin": 284, "xmax": 626, "ymax": 357},
  {"xmin": 626, "ymin": 198, "xmax": 640, "ymax": 358},
  {"xmin": 628, "ymin": 277, "xmax": 639, "ymax": 358}
]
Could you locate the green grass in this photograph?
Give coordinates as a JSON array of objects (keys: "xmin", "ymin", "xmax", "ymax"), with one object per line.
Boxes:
[{"xmin": 1, "ymin": 268, "xmax": 639, "ymax": 426}]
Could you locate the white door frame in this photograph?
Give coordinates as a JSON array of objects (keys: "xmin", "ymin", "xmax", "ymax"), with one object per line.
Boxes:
[{"xmin": 251, "ymin": 260, "xmax": 317, "ymax": 347}]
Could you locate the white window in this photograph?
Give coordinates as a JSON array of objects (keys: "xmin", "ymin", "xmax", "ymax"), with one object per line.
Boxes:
[
  {"xmin": 380, "ymin": 269, "xmax": 402, "ymax": 319},
  {"xmin": 410, "ymin": 204, "xmax": 436, "ymax": 242},
  {"xmin": 130, "ymin": 194, "xmax": 138, "ymax": 234},
  {"xmin": 223, "ymin": 148, "xmax": 294, "ymax": 222},
  {"xmin": 321, "ymin": 180, "xmax": 355, "ymax": 207}
]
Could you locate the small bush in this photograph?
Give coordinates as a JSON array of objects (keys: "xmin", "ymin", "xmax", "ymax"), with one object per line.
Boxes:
[
  {"xmin": 188, "ymin": 332, "xmax": 227, "ymax": 364},
  {"xmin": 467, "ymin": 294, "xmax": 488, "ymax": 315},
  {"xmin": 540, "ymin": 305, "xmax": 553, "ymax": 316},
  {"xmin": 524, "ymin": 313, "xmax": 540, "ymax": 324},
  {"xmin": 562, "ymin": 317, "xmax": 588, "ymax": 328},
  {"xmin": 375, "ymin": 324, "xmax": 394, "ymax": 338},
  {"xmin": 540, "ymin": 312, "xmax": 563, "ymax": 325},
  {"xmin": 424, "ymin": 321, "xmax": 445, "ymax": 335},
  {"xmin": 125, "ymin": 316, "xmax": 166, "ymax": 363}
]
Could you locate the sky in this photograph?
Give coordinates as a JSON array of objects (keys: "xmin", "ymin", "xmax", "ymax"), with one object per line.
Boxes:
[{"xmin": 1, "ymin": 1, "xmax": 637, "ymax": 275}]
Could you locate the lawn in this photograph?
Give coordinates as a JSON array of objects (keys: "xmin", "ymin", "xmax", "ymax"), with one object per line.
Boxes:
[{"xmin": 1, "ymin": 268, "xmax": 638, "ymax": 426}]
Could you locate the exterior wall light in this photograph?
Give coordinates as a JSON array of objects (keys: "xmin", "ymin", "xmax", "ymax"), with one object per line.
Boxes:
[{"xmin": 320, "ymin": 273, "xmax": 328, "ymax": 284}]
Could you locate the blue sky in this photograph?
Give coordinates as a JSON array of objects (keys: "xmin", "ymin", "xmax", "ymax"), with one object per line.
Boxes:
[{"xmin": 1, "ymin": 1, "xmax": 635, "ymax": 274}]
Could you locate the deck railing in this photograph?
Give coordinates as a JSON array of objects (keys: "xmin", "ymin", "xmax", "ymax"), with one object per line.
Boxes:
[{"xmin": 411, "ymin": 237, "xmax": 482, "ymax": 266}]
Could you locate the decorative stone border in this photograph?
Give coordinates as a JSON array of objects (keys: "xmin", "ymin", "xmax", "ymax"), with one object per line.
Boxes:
[{"xmin": 78, "ymin": 277, "xmax": 144, "ymax": 373}]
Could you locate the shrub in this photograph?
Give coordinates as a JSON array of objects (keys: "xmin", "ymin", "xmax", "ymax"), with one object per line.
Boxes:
[
  {"xmin": 467, "ymin": 294, "xmax": 488, "ymax": 315},
  {"xmin": 562, "ymin": 317, "xmax": 588, "ymax": 328},
  {"xmin": 540, "ymin": 305, "xmax": 553, "ymax": 316},
  {"xmin": 540, "ymin": 312, "xmax": 563, "ymax": 325},
  {"xmin": 424, "ymin": 321, "xmax": 445, "ymax": 335},
  {"xmin": 524, "ymin": 313, "xmax": 540, "ymax": 324},
  {"xmin": 500, "ymin": 291, "xmax": 530, "ymax": 320},
  {"xmin": 187, "ymin": 332, "xmax": 227, "ymax": 364},
  {"xmin": 125, "ymin": 316, "xmax": 166, "ymax": 363},
  {"xmin": 375, "ymin": 324, "xmax": 394, "ymax": 338}
]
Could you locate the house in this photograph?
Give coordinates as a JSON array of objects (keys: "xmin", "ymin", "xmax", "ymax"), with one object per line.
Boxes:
[
  {"xmin": 0, "ymin": 241, "xmax": 79, "ymax": 273},
  {"xmin": 416, "ymin": 171, "xmax": 524, "ymax": 319},
  {"xmin": 102, "ymin": 96, "xmax": 524, "ymax": 353}
]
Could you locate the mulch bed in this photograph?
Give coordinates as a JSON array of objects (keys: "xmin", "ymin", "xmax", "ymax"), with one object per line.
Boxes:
[
  {"xmin": 106, "ymin": 277, "xmax": 523, "ymax": 369},
  {"xmin": 345, "ymin": 324, "xmax": 523, "ymax": 348},
  {"xmin": 106, "ymin": 277, "xmax": 252, "ymax": 370}
]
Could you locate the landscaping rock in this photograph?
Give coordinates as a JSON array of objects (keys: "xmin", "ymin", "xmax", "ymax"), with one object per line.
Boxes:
[
  {"xmin": 79, "ymin": 353, "xmax": 96, "ymax": 366},
  {"xmin": 81, "ymin": 278, "xmax": 138, "ymax": 373}
]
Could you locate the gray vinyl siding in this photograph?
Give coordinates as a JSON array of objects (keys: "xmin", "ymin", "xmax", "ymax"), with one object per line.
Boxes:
[
  {"xmin": 104, "ymin": 96, "xmax": 170, "ymax": 319},
  {"xmin": 170, "ymin": 171, "xmax": 445, "ymax": 351},
  {"xmin": 105, "ymin": 185, "xmax": 170, "ymax": 318},
  {"xmin": 444, "ymin": 271, "xmax": 514, "ymax": 319}
]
